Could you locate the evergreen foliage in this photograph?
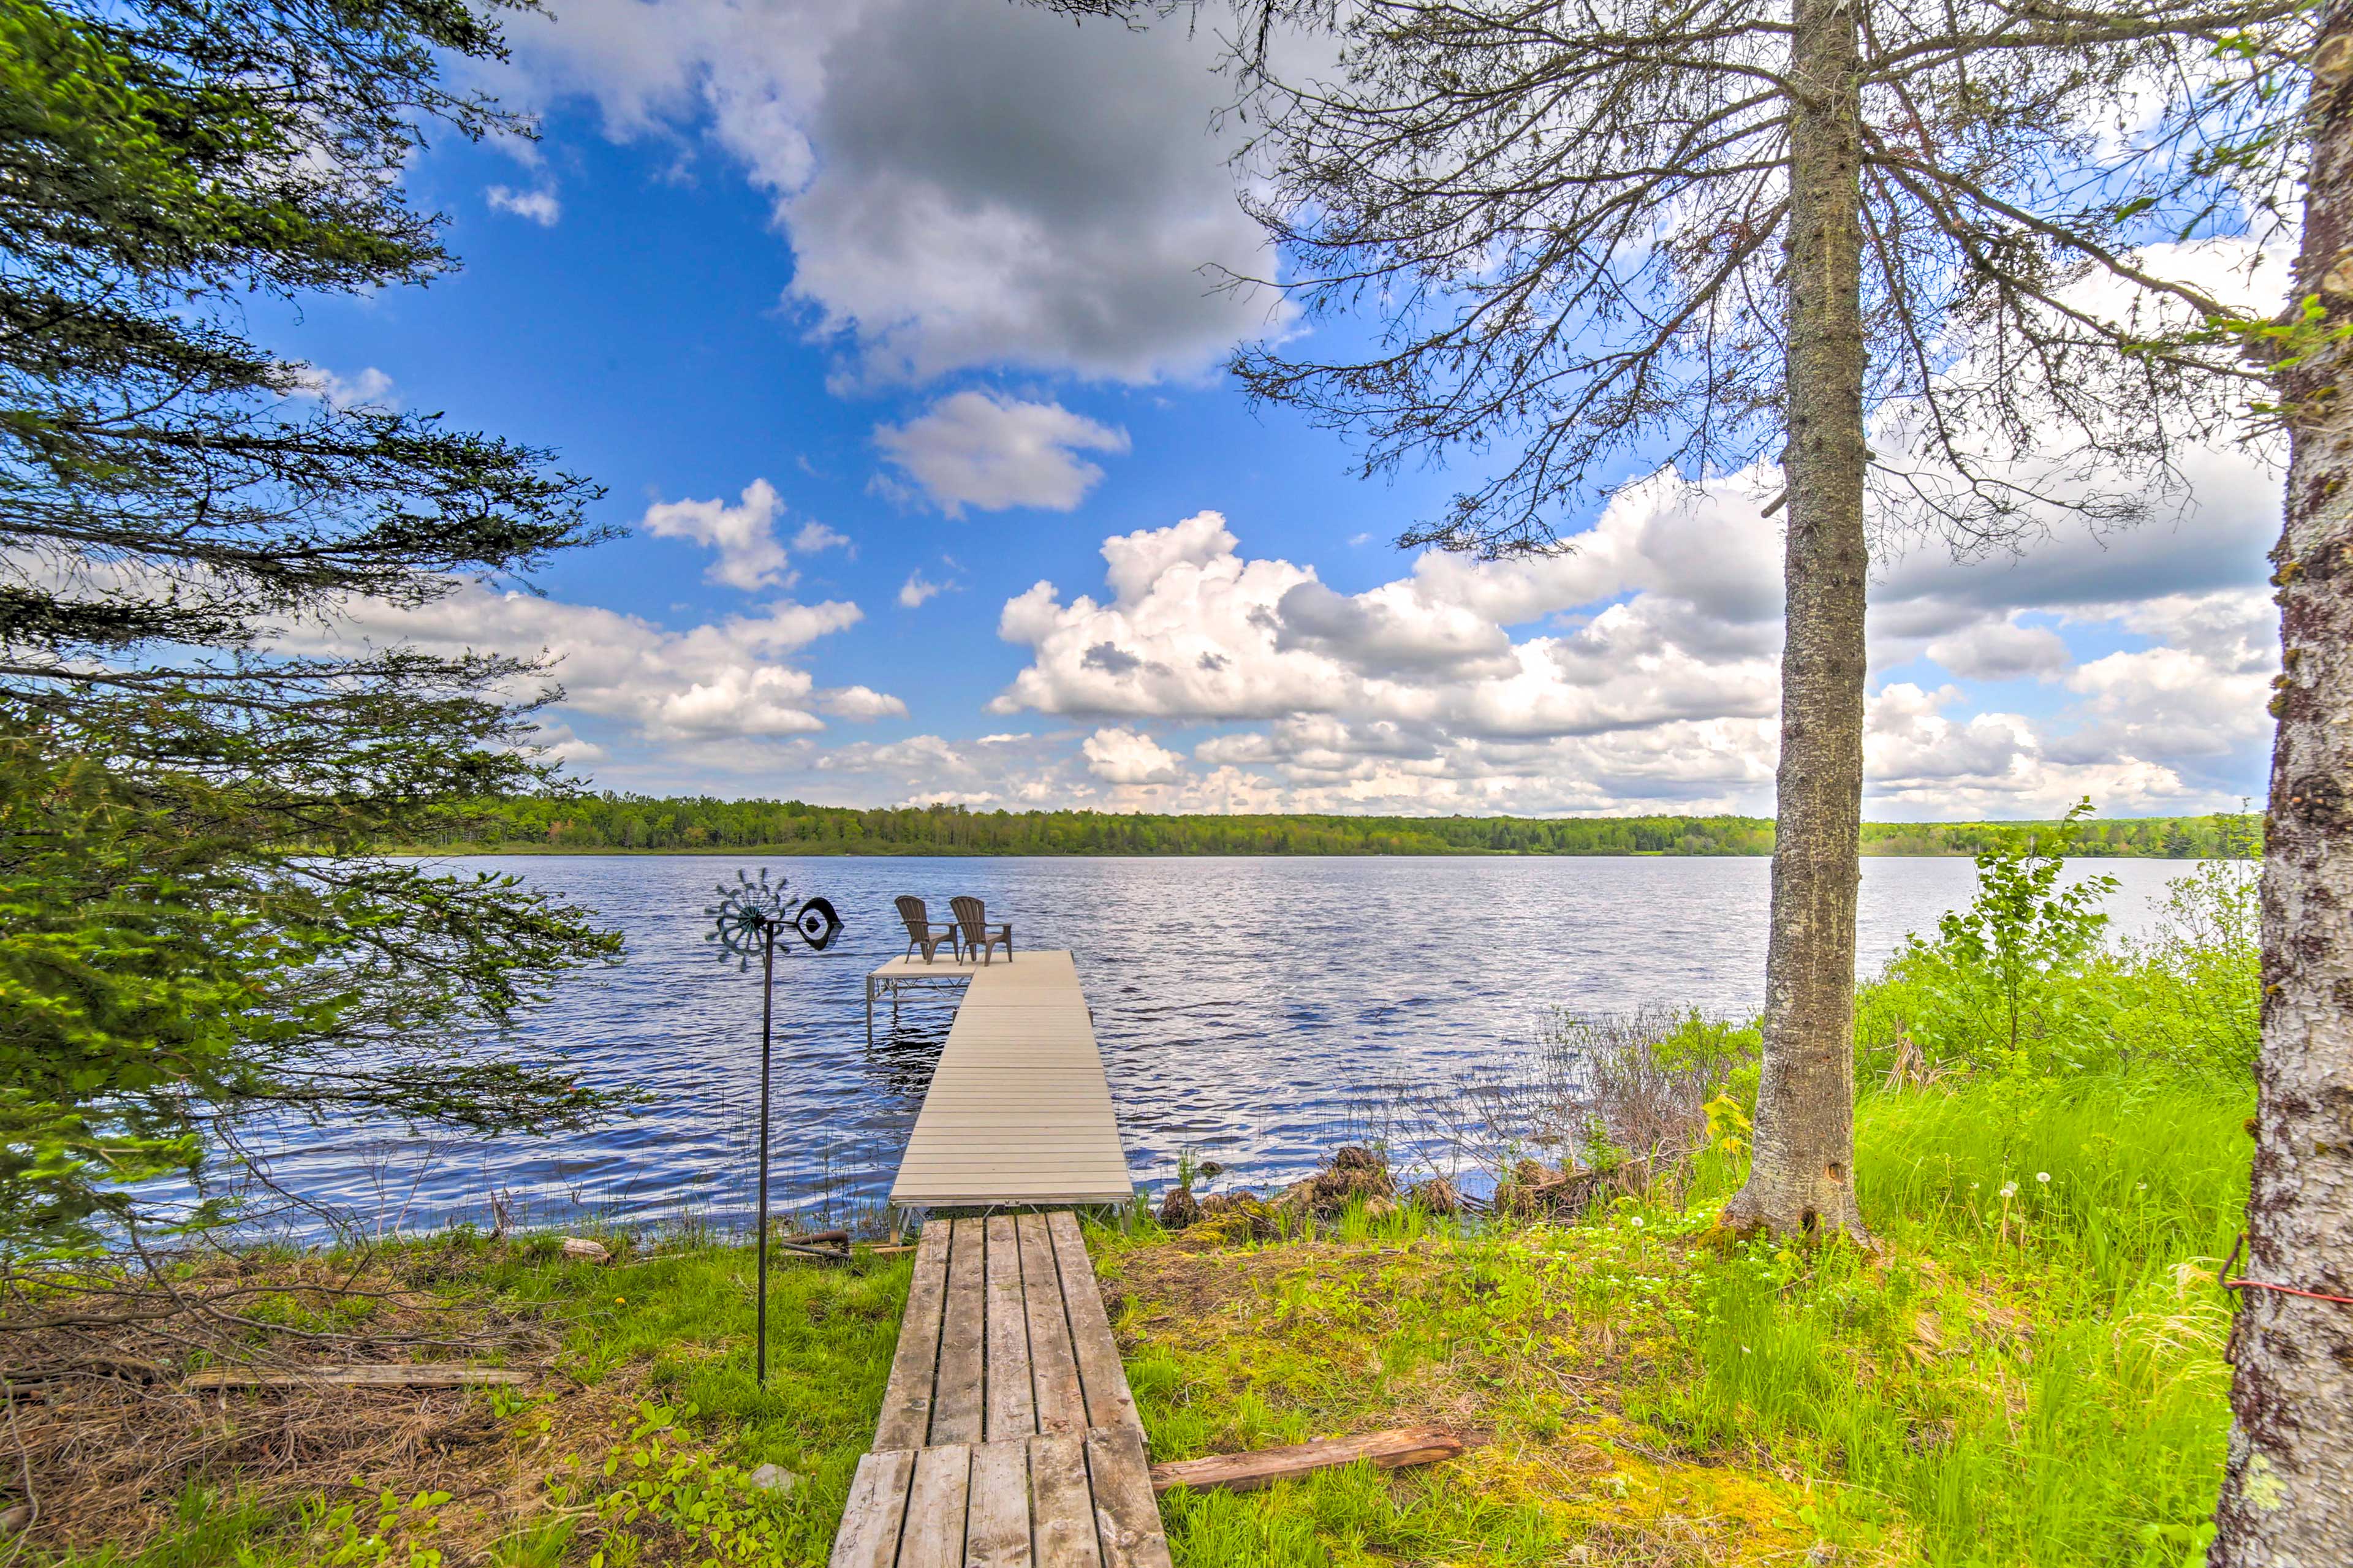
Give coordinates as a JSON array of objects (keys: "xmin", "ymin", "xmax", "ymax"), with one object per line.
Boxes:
[
  {"xmin": 408, "ymin": 793, "xmax": 2263, "ymax": 860},
  {"xmin": 0, "ymin": 0, "xmax": 625, "ymax": 1256}
]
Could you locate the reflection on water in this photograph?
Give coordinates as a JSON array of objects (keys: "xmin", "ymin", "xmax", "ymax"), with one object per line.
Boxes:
[{"xmin": 237, "ymin": 853, "xmax": 2205, "ymax": 1238}]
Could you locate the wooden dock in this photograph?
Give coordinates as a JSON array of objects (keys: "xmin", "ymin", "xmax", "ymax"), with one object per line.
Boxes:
[
  {"xmin": 879, "ymin": 950, "xmax": 1134, "ymax": 1210},
  {"xmin": 833, "ymin": 955, "xmax": 1169, "ymax": 1564},
  {"xmin": 831, "ymin": 1216, "xmax": 1170, "ymax": 1566}
]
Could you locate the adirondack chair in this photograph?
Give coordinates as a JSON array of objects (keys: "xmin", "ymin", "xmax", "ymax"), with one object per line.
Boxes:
[
  {"xmin": 949, "ymin": 896, "xmax": 1012, "ymax": 964},
  {"xmin": 895, "ymin": 895, "xmax": 959, "ymax": 962}
]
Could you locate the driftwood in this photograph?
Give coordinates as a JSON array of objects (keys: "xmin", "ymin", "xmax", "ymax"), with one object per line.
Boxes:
[
  {"xmin": 184, "ymin": 1362, "xmax": 530, "ymax": 1391},
  {"xmin": 1147, "ymin": 1425, "xmax": 1471, "ymax": 1494}
]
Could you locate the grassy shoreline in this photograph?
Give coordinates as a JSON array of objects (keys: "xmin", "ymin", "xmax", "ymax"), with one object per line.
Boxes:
[
  {"xmin": 21, "ymin": 1075, "xmax": 2246, "ymax": 1567},
  {"xmin": 20, "ymin": 835, "xmax": 2254, "ymax": 1566}
]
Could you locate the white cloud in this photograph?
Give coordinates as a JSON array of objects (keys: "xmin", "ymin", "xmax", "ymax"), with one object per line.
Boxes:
[
  {"xmin": 792, "ymin": 520, "xmax": 851, "ymax": 555},
  {"xmin": 641, "ymin": 479, "xmax": 809, "ymax": 592},
  {"xmin": 819, "ymin": 684, "xmax": 909, "ymax": 721},
  {"xmin": 979, "ymin": 471, "xmax": 2275, "ymax": 816},
  {"xmin": 486, "ymin": 184, "xmax": 563, "ymax": 225},
  {"xmin": 287, "ymin": 365, "xmax": 396, "ymax": 412},
  {"xmin": 285, "ymin": 582, "xmax": 880, "ymax": 753},
  {"xmin": 491, "ymin": 0, "xmax": 1279, "ymax": 385},
  {"xmin": 1925, "ymin": 619, "xmax": 2073, "ymax": 680},
  {"xmin": 873, "ymin": 392, "xmax": 1130, "ymax": 516},
  {"xmin": 1082, "ymin": 725, "xmax": 1185, "ymax": 786},
  {"xmin": 898, "ymin": 570, "xmax": 949, "ymax": 609}
]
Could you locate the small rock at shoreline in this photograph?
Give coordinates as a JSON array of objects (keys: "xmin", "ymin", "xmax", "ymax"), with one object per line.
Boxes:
[
  {"xmin": 560, "ymin": 1237, "xmax": 609, "ymax": 1263},
  {"xmin": 746, "ymin": 1462, "xmax": 803, "ymax": 1495}
]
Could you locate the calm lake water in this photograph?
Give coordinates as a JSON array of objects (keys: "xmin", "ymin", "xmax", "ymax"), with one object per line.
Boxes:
[{"xmin": 244, "ymin": 854, "xmax": 2207, "ymax": 1238}]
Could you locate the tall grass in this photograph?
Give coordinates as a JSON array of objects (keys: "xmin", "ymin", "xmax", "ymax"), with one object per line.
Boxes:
[{"xmin": 1634, "ymin": 1079, "xmax": 2251, "ymax": 1566}]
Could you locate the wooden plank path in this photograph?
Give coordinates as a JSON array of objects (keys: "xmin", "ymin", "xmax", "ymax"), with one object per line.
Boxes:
[
  {"xmin": 831, "ymin": 1214, "xmax": 1170, "ymax": 1567},
  {"xmin": 880, "ymin": 950, "xmax": 1134, "ymax": 1210},
  {"xmin": 835, "ymin": 952, "xmax": 1167, "ymax": 1564}
]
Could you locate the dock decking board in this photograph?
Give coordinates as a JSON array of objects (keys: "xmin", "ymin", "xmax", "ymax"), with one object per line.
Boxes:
[
  {"xmin": 834, "ymin": 950, "xmax": 1169, "ymax": 1567},
  {"xmin": 833, "ymin": 1221, "xmax": 1169, "ymax": 1567},
  {"xmin": 881, "ymin": 949, "xmax": 1134, "ymax": 1210},
  {"xmin": 871, "ymin": 1218, "xmax": 1143, "ymax": 1454}
]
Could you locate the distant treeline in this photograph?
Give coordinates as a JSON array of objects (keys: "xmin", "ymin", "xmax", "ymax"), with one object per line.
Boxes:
[{"xmin": 398, "ymin": 796, "xmax": 2259, "ymax": 858}]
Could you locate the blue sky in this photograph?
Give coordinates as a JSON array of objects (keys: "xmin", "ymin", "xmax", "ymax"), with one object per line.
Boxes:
[{"xmin": 273, "ymin": 0, "xmax": 2282, "ymax": 820}]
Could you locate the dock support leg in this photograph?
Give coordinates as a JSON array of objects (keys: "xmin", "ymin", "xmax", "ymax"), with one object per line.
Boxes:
[{"xmin": 865, "ymin": 975, "xmax": 874, "ymax": 1046}]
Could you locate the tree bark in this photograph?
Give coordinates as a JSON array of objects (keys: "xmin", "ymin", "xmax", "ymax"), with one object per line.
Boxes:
[
  {"xmin": 1722, "ymin": 0, "xmax": 1873, "ymax": 1242},
  {"xmin": 2210, "ymin": 10, "xmax": 2353, "ymax": 1559}
]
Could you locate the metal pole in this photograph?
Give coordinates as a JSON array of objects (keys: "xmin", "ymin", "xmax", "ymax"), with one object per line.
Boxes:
[{"xmin": 756, "ymin": 925, "xmax": 775, "ymax": 1386}]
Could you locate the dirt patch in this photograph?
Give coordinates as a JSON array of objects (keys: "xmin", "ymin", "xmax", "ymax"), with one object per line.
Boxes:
[{"xmin": 1, "ymin": 1248, "xmax": 638, "ymax": 1559}]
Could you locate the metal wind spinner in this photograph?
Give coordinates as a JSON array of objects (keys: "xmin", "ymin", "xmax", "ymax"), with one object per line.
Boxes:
[
  {"xmin": 703, "ymin": 867, "xmax": 842, "ymax": 967},
  {"xmin": 699, "ymin": 866, "xmax": 844, "ymax": 1386}
]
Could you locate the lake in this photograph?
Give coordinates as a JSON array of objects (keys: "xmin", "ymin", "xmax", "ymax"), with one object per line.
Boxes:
[{"xmin": 241, "ymin": 854, "xmax": 2208, "ymax": 1238}]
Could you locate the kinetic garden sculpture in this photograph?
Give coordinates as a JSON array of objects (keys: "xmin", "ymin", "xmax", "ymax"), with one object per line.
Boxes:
[{"xmin": 704, "ymin": 868, "xmax": 843, "ymax": 1383}]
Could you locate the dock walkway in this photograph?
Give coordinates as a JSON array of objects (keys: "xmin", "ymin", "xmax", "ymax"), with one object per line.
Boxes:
[
  {"xmin": 830, "ymin": 1215, "xmax": 1168, "ymax": 1567},
  {"xmin": 833, "ymin": 953, "xmax": 1169, "ymax": 1566},
  {"xmin": 879, "ymin": 950, "xmax": 1134, "ymax": 1210}
]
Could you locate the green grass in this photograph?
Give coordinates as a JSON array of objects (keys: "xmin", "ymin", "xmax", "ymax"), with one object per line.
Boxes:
[
  {"xmin": 40, "ymin": 1233, "xmax": 913, "ymax": 1566},
  {"xmin": 1096, "ymin": 1076, "xmax": 2251, "ymax": 1567},
  {"xmin": 40, "ymin": 1083, "xmax": 2251, "ymax": 1567}
]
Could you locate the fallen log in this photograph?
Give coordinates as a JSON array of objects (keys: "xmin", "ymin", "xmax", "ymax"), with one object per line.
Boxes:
[
  {"xmin": 184, "ymin": 1362, "xmax": 530, "ymax": 1391},
  {"xmin": 773, "ymin": 1240, "xmax": 852, "ymax": 1262},
  {"xmin": 1148, "ymin": 1425, "xmax": 1470, "ymax": 1494}
]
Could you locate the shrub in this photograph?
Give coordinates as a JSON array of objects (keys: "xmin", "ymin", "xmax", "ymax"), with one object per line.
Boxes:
[{"xmin": 1857, "ymin": 806, "xmax": 2257, "ymax": 1087}]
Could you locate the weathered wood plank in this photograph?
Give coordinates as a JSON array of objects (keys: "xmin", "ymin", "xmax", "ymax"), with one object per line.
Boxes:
[
  {"xmin": 1146, "ymin": 1425, "xmax": 1469, "ymax": 1494},
  {"xmin": 828, "ymin": 1449, "xmax": 915, "ymax": 1568},
  {"xmin": 985, "ymin": 1215, "xmax": 1037, "ymax": 1442},
  {"xmin": 873, "ymin": 1219, "xmax": 952, "ymax": 1452},
  {"xmin": 1027, "ymin": 1434, "xmax": 1104, "ymax": 1568},
  {"xmin": 897, "ymin": 1444, "xmax": 971, "ymax": 1568},
  {"xmin": 1018, "ymin": 1214, "xmax": 1087, "ymax": 1435},
  {"xmin": 885, "ymin": 951, "xmax": 1136, "ymax": 1210},
  {"xmin": 183, "ymin": 1363, "xmax": 528, "ymax": 1390},
  {"xmin": 1047, "ymin": 1211, "xmax": 1140, "ymax": 1435},
  {"xmin": 1084, "ymin": 1428, "xmax": 1173, "ymax": 1568},
  {"xmin": 964, "ymin": 1439, "xmax": 1035, "ymax": 1568},
  {"xmin": 931, "ymin": 1218, "xmax": 989, "ymax": 1444}
]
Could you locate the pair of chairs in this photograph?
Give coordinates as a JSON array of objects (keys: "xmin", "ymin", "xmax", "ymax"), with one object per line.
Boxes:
[{"xmin": 895, "ymin": 895, "xmax": 1013, "ymax": 964}]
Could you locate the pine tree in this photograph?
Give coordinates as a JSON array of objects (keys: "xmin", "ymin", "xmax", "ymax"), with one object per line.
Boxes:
[{"xmin": 0, "ymin": 0, "xmax": 626, "ymax": 1254}]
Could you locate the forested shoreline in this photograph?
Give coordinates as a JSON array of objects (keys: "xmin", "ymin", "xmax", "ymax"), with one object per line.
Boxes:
[{"xmin": 400, "ymin": 795, "xmax": 2258, "ymax": 858}]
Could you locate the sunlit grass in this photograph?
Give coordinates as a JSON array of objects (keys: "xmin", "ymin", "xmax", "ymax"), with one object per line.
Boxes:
[
  {"xmin": 51, "ymin": 1078, "xmax": 2249, "ymax": 1567},
  {"xmin": 1097, "ymin": 1077, "xmax": 2250, "ymax": 1567}
]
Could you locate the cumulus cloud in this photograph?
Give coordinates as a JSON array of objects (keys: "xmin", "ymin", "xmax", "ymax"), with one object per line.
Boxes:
[
  {"xmin": 486, "ymin": 184, "xmax": 563, "ymax": 225},
  {"xmin": 491, "ymin": 0, "xmax": 1278, "ymax": 384},
  {"xmin": 1924, "ymin": 619, "xmax": 2072, "ymax": 680},
  {"xmin": 1082, "ymin": 726, "xmax": 1185, "ymax": 785},
  {"xmin": 819, "ymin": 684, "xmax": 909, "ymax": 721},
  {"xmin": 982, "ymin": 475, "xmax": 2275, "ymax": 816},
  {"xmin": 642, "ymin": 479, "xmax": 838, "ymax": 592},
  {"xmin": 286, "ymin": 365, "xmax": 396, "ymax": 411},
  {"xmin": 873, "ymin": 392, "xmax": 1129, "ymax": 515},
  {"xmin": 282, "ymin": 582, "xmax": 883, "ymax": 756},
  {"xmin": 898, "ymin": 570, "xmax": 949, "ymax": 608}
]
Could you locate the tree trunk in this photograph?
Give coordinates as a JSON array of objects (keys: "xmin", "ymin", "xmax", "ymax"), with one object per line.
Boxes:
[
  {"xmin": 1722, "ymin": 0, "xmax": 1872, "ymax": 1242},
  {"xmin": 2210, "ymin": 10, "xmax": 2353, "ymax": 1559}
]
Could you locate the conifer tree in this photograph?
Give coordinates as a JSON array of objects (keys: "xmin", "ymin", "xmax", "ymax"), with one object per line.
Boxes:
[{"xmin": 0, "ymin": 0, "xmax": 625, "ymax": 1253}]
